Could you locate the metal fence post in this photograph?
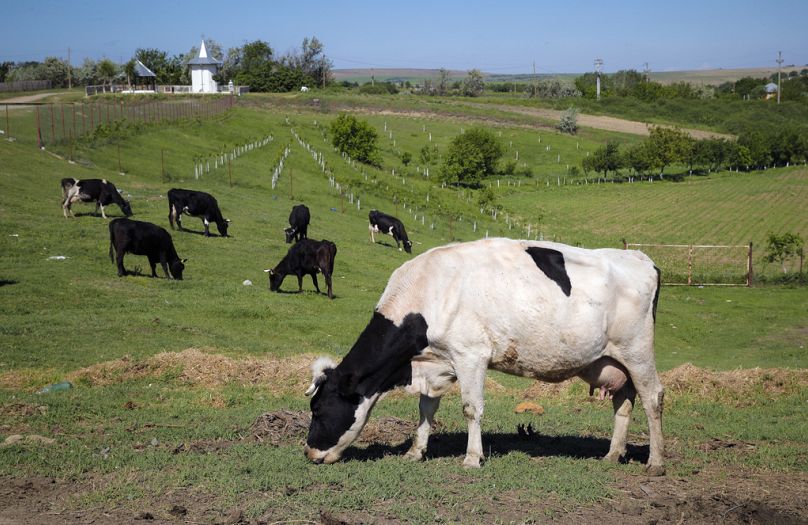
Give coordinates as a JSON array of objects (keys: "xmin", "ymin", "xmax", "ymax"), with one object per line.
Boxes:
[
  {"xmin": 35, "ymin": 105, "xmax": 42, "ymax": 148},
  {"xmin": 747, "ymin": 242, "xmax": 754, "ymax": 286},
  {"xmin": 687, "ymin": 245, "xmax": 693, "ymax": 286},
  {"xmin": 4, "ymin": 104, "xmax": 8, "ymax": 138}
]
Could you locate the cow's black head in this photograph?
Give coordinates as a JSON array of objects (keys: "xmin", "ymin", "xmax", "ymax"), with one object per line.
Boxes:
[
  {"xmin": 121, "ymin": 200, "xmax": 133, "ymax": 217},
  {"xmin": 266, "ymin": 268, "xmax": 283, "ymax": 292},
  {"xmin": 170, "ymin": 259, "xmax": 185, "ymax": 280},
  {"xmin": 284, "ymin": 227, "xmax": 296, "ymax": 244},
  {"xmin": 304, "ymin": 357, "xmax": 372, "ymax": 464},
  {"xmin": 216, "ymin": 219, "xmax": 230, "ymax": 238},
  {"xmin": 403, "ymin": 240, "xmax": 413, "ymax": 254}
]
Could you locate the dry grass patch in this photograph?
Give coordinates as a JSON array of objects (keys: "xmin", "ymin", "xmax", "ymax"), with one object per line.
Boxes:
[{"xmin": 66, "ymin": 348, "xmax": 321, "ymax": 394}]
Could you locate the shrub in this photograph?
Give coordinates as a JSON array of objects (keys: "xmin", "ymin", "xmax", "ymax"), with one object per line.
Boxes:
[
  {"xmin": 330, "ymin": 114, "xmax": 381, "ymax": 167},
  {"xmin": 440, "ymin": 128, "xmax": 503, "ymax": 186}
]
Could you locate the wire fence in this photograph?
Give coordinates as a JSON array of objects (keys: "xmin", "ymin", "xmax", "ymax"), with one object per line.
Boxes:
[
  {"xmin": 625, "ymin": 242, "xmax": 756, "ymax": 286},
  {"xmin": 2, "ymin": 96, "xmax": 235, "ymax": 149}
]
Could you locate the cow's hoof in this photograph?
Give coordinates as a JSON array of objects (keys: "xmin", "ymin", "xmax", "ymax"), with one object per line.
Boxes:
[
  {"xmin": 646, "ymin": 464, "xmax": 666, "ymax": 477},
  {"xmin": 603, "ymin": 451, "xmax": 625, "ymax": 463},
  {"xmin": 462, "ymin": 455, "xmax": 482, "ymax": 468},
  {"xmin": 403, "ymin": 449, "xmax": 424, "ymax": 462}
]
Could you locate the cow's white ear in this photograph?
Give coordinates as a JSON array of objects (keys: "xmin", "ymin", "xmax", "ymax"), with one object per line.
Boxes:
[
  {"xmin": 264, "ymin": 268, "xmax": 273, "ymax": 274},
  {"xmin": 305, "ymin": 356, "xmax": 336, "ymax": 396}
]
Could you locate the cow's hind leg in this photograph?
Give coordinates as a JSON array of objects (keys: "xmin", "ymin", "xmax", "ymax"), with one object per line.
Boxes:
[
  {"xmin": 624, "ymin": 360, "xmax": 665, "ymax": 476},
  {"xmin": 404, "ymin": 395, "xmax": 440, "ymax": 461},
  {"xmin": 604, "ymin": 381, "xmax": 636, "ymax": 463},
  {"xmin": 115, "ymin": 251, "xmax": 127, "ymax": 277},
  {"xmin": 454, "ymin": 353, "xmax": 489, "ymax": 468}
]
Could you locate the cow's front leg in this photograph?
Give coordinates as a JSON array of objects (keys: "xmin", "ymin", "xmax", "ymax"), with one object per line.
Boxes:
[
  {"xmin": 203, "ymin": 218, "xmax": 211, "ymax": 237},
  {"xmin": 99, "ymin": 202, "xmax": 107, "ymax": 219},
  {"xmin": 455, "ymin": 357, "xmax": 488, "ymax": 468},
  {"xmin": 159, "ymin": 254, "xmax": 172, "ymax": 279},
  {"xmin": 147, "ymin": 255, "xmax": 159, "ymax": 278},
  {"xmin": 296, "ymin": 273, "xmax": 304, "ymax": 293},
  {"xmin": 176, "ymin": 214, "xmax": 184, "ymax": 231},
  {"xmin": 405, "ymin": 395, "xmax": 441, "ymax": 461},
  {"xmin": 369, "ymin": 224, "xmax": 376, "ymax": 243}
]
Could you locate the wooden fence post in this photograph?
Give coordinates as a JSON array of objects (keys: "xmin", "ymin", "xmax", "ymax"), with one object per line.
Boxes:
[
  {"xmin": 50, "ymin": 104, "xmax": 55, "ymax": 143},
  {"xmin": 4, "ymin": 104, "xmax": 9, "ymax": 138},
  {"xmin": 35, "ymin": 106, "xmax": 42, "ymax": 148},
  {"xmin": 687, "ymin": 245, "xmax": 693, "ymax": 286},
  {"xmin": 747, "ymin": 242, "xmax": 754, "ymax": 287}
]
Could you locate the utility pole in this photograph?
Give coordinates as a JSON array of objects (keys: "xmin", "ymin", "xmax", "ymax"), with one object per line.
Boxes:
[
  {"xmin": 643, "ymin": 62, "xmax": 650, "ymax": 82},
  {"xmin": 776, "ymin": 51, "xmax": 783, "ymax": 104},
  {"xmin": 532, "ymin": 61, "xmax": 538, "ymax": 97},
  {"xmin": 594, "ymin": 58, "xmax": 603, "ymax": 100},
  {"xmin": 67, "ymin": 47, "xmax": 72, "ymax": 89}
]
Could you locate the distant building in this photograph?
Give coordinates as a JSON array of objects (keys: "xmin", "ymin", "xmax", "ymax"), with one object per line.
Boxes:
[
  {"xmin": 188, "ymin": 40, "xmax": 222, "ymax": 93},
  {"xmin": 133, "ymin": 60, "xmax": 157, "ymax": 92},
  {"xmin": 765, "ymin": 82, "xmax": 778, "ymax": 100}
]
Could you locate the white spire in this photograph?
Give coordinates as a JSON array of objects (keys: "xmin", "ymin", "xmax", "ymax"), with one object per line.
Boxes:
[{"xmin": 199, "ymin": 40, "xmax": 208, "ymax": 59}]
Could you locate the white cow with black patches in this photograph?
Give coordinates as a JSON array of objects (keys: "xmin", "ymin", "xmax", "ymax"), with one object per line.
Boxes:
[{"xmin": 304, "ymin": 238, "xmax": 665, "ymax": 475}]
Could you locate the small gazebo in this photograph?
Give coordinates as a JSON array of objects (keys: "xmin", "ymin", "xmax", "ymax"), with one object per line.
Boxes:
[
  {"xmin": 188, "ymin": 40, "xmax": 222, "ymax": 93},
  {"xmin": 132, "ymin": 59, "xmax": 157, "ymax": 92}
]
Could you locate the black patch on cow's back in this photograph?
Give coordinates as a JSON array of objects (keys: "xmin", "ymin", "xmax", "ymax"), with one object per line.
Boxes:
[{"xmin": 526, "ymin": 247, "xmax": 572, "ymax": 297}]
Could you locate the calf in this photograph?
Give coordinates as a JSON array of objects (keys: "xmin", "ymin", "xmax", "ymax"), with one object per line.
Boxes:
[
  {"xmin": 167, "ymin": 188, "xmax": 229, "ymax": 237},
  {"xmin": 264, "ymin": 239, "xmax": 337, "ymax": 299},
  {"xmin": 369, "ymin": 210, "xmax": 412, "ymax": 253},
  {"xmin": 62, "ymin": 178, "xmax": 133, "ymax": 219},
  {"xmin": 285, "ymin": 204, "xmax": 311, "ymax": 243},
  {"xmin": 304, "ymin": 238, "xmax": 665, "ymax": 476},
  {"xmin": 109, "ymin": 218, "xmax": 185, "ymax": 280}
]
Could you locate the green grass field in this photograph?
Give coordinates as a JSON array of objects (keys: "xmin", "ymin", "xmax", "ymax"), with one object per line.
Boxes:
[{"xmin": 1, "ymin": 94, "xmax": 806, "ymax": 523}]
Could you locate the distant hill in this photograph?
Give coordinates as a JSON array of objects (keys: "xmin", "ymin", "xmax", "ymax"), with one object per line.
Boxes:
[{"xmin": 333, "ymin": 65, "xmax": 806, "ymax": 86}]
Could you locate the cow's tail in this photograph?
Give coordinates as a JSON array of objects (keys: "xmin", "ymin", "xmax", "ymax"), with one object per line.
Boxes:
[{"xmin": 652, "ymin": 265, "xmax": 661, "ymax": 323}]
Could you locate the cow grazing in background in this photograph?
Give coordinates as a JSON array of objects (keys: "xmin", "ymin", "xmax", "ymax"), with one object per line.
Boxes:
[
  {"xmin": 264, "ymin": 239, "xmax": 337, "ymax": 299},
  {"xmin": 285, "ymin": 204, "xmax": 311, "ymax": 243},
  {"xmin": 109, "ymin": 218, "xmax": 185, "ymax": 280},
  {"xmin": 61, "ymin": 178, "xmax": 133, "ymax": 219},
  {"xmin": 368, "ymin": 210, "xmax": 412, "ymax": 253},
  {"xmin": 167, "ymin": 188, "xmax": 229, "ymax": 237},
  {"xmin": 303, "ymin": 238, "xmax": 665, "ymax": 476}
]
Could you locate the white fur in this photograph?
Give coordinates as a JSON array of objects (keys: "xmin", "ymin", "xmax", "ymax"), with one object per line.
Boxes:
[{"xmin": 305, "ymin": 356, "xmax": 337, "ymax": 396}]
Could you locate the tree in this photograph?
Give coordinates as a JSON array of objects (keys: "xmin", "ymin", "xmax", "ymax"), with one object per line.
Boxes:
[
  {"xmin": 233, "ymin": 40, "xmax": 275, "ymax": 92},
  {"xmin": 587, "ymin": 141, "xmax": 622, "ymax": 177},
  {"xmin": 646, "ymin": 126, "xmax": 690, "ymax": 174},
  {"xmin": 557, "ymin": 106, "xmax": 578, "ymax": 134},
  {"xmin": 0, "ymin": 61, "xmax": 12, "ymax": 82},
  {"xmin": 461, "ymin": 69, "xmax": 485, "ymax": 97},
  {"xmin": 96, "ymin": 59, "xmax": 118, "ymax": 86},
  {"xmin": 764, "ymin": 232, "xmax": 804, "ymax": 274},
  {"xmin": 623, "ymin": 142, "xmax": 653, "ymax": 175},
  {"xmin": 330, "ymin": 114, "xmax": 381, "ymax": 166},
  {"xmin": 40, "ymin": 57, "xmax": 71, "ymax": 88},
  {"xmin": 437, "ymin": 68, "xmax": 450, "ymax": 96},
  {"xmin": 440, "ymin": 128, "xmax": 503, "ymax": 186},
  {"xmin": 135, "ymin": 48, "xmax": 182, "ymax": 84},
  {"xmin": 401, "ymin": 152, "xmax": 412, "ymax": 166}
]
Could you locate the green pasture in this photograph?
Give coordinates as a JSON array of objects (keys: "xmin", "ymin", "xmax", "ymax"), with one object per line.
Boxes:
[{"xmin": 1, "ymin": 96, "xmax": 806, "ymax": 522}]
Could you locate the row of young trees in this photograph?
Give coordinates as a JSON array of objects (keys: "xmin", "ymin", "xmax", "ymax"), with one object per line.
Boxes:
[
  {"xmin": 0, "ymin": 36, "xmax": 332, "ymax": 92},
  {"xmin": 582, "ymin": 126, "xmax": 808, "ymax": 177}
]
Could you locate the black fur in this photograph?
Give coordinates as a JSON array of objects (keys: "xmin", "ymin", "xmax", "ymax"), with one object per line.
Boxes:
[
  {"xmin": 652, "ymin": 266, "xmax": 661, "ymax": 322},
  {"xmin": 167, "ymin": 188, "xmax": 228, "ymax": 237},
  {"xmin": 526, "ymin": 247, "xmax": 572, "ymax": 296},
  {"xmin": 268, "ymin": 239, "xmax": 337, "ymax": 299},
  {"xmin": 109, "ymin": 218, "xmax": 185, "ymax": 280},
  {"xmin": 306, "ymin": 312, "xmax": 429, "ymax": 451},
  {"xmin": 284, "ymin": 204, "xmax": 310, "ymax": 243}
]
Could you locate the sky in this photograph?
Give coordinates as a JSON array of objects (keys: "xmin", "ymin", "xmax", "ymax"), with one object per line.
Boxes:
[{"xmin": 2, "ymin": 0, "xmax": 807, "ymax": 74}]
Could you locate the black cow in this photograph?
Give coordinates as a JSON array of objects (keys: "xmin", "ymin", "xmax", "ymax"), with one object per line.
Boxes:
[
  {"xmin": 264, "ymin": 239, "xmax": 337, "ymax": 299},
  {"xmin": 109, "ymin": 218, "xmax": 185, "ymax": 280},
  {"xmin": 369, "ymin": 210, "xmax": 412, "ymax": 253},
  {"xmin": 167, "ymin": 188, "xmax": 229, "ymax": 237},
  {"xmin": 61, "ymin": 178, "xmax": 133, "ymax": 219},
  {"xmin": 285, "ymin": 204, "xmax": 311, "ymax": 243}
]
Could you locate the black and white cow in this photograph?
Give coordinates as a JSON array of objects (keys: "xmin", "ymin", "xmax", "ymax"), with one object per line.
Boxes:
[
  {"xmin": 285, "ymin": 204, "xmax": 311, "ymax": 243},
  {"xmin": 303, "ymin": 238, "xmax": 665, "ymax": 476},
  {"xmin": 109, "ymin": 218, "xmax": 185, "ymax": 280},
  {"xmin": 167, "ymin": 188, "xmax": 229, "ymax": 237},
  {"xmin": 264, "ymin": 239, "xmax": 337, "ymax": 299},
  {"xmin": 61, "ymin": 178, "xmax": 133, "ymax": 219},
  {"xmin": 369, "ymin": 210, "xmax": 412, "ymax": 253}
]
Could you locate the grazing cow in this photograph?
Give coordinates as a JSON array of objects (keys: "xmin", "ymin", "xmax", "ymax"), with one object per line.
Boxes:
[
  {"xmin": 264, "ymin": 239, "xmax": 337, "ymax": 299},
  {"xmin": 109, "ymin": 218, "xmax": 185, "ymax": 280},
  {"xmin": 61, "ymin": 178, "xmax": 133, "ymax": 219},
  {"xmin": 167, "ymin": 188, "xmax": 229, "ymax": 237},
  {"xmin": 285, "ymin": 204, "xmax": 311, "ymax": 243},
  {"xmin": 303, "ymin": 238, "xmax": 665, "ymax": 476},
  {"xmin": 368, "ymin": 210, "xmax": 412, "ymax": 253}
]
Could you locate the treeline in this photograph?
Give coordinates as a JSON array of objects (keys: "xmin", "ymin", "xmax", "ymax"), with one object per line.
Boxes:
[
  {"xmin": 716, "ymin": 72, "xmax": 808, "ymax": 102},
  {"xmin": 582, "ymin": 126, "xmax": 808, "ymax": 178},
  {"xmin": 0, "ymin": 36, "xmax": 333, "ymax": 92}
]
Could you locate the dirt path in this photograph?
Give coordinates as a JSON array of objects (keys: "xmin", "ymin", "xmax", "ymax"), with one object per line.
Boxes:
[
  {"xmin": 471, "ymin": 102, "xmax": 734, "ymax": 140},
  {"xmin": 1, "ymin": 93, "xmax": 58, "ymax": 104}
]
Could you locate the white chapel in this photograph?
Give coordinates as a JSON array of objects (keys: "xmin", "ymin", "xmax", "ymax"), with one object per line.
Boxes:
[{"xmin": 188, "ymin": 40, "xmax": 222, "ymax": 93}]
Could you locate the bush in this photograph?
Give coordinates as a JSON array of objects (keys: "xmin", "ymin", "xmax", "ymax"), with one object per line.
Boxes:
[
  {"xmin": 557, "ymin": 107, "xmax": 578, "ymax": 134},
  {"xmin": 440, "ymin": 128, "xmax": 503, "ymax": 186},
  {"xmin": 330, "ymin": 114, "xmax": 381, "ymax": 167}
]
